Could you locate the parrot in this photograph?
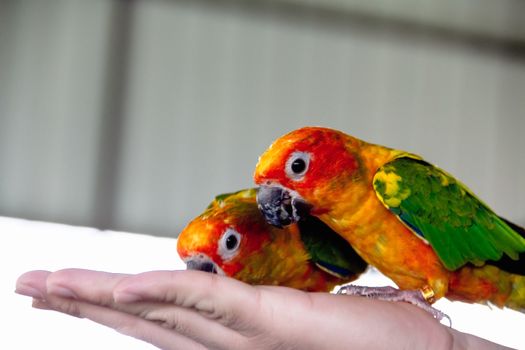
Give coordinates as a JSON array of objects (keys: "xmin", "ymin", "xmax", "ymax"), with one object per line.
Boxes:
[
  {"xmin": 176, "ymin": 188, "xmax": 368, "ymax": 292},
  {"xmin": 254, "ymin": 126, "xmax": 525, "ymax": 318}
]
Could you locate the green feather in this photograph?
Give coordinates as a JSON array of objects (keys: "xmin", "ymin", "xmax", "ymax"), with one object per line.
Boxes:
[
  {"xmin": 209, "ymin": 188, "xmax": 256, "ymax": 209},
  {"xmin": 298, "ymin": 216, "xmax": 368, "ymax": 278},
  {"xmin": 373, "ymin": 157, "xmax": 525, "ymax": 271}
]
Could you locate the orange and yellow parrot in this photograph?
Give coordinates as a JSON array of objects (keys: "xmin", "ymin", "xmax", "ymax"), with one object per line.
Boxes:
[
  {"xmin": 177, "ymin": 188, "xmax": 367, "ymax": 292},
  {"xmin": 254, "ymin": 126, "xmax": 525, "ymax": 317}
]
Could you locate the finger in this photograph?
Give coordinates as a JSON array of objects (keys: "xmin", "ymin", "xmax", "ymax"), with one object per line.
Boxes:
[
  {"xmin": 113, "ymin": 270, "xmax": 262, "ymax": 332},
  {"xmin": 32, "ymin": 296, "xmax": 206, "ymax": 350},
  {"xmin": 42, "ymin": 269, "xmax": 250, "ymax": 349},
  {"xmin": 128, "ymin": 302, "xmax": 249, "ymax": 350},
  {"xmin": 16, "ymin": 270, "xmax": 51, "ymax": 299},
  {"xmin": 45, "ymin": 268, "xmax": 130, "ymax": 305}
]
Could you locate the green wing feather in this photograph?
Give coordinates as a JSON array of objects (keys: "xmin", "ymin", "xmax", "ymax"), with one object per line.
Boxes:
[
  {"xmin": 298, "ymin": 216, "xmax": 368, "ymax": 278},
  {"xmin": 373, "ymin": 156, "xmax": 525, "ymax": 271}
]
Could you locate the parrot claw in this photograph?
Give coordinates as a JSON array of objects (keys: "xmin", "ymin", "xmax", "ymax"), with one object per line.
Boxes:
[{"xmin": 336, "ymin": 285, "xmax": 452, "ymax": 326}]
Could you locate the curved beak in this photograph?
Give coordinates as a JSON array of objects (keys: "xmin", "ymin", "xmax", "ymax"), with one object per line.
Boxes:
[
  {"xmin": 185, "ymin": 255, "xmax": 225, "ymax": 275},
  {"xmin": 256, "ymin": 185, "xmax": 311, "ymax": 228}
]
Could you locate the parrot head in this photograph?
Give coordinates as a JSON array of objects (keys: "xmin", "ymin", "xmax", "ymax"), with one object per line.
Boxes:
[
  {"xmin": 254, "ymin": 126, "xmax": 366, "ymax": 228},
  {"xmin": 177, "ymin": 188, "xmax": 317, "ymax": 286},
  {"xmin": 177, "ymin": 189, "xmax": 267, "ymax": 277}
]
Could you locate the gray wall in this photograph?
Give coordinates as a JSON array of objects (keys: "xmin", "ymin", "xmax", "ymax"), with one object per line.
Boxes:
[{"xmin": 1, "ymin": 0, "xmax": 524, "ymax": 236}]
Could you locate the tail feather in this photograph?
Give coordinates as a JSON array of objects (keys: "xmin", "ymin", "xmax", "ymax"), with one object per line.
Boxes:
[
  {"xmin": 500, "ymin": 217, "xmax": 525, "ymax": 239},
  {"xmin": 505, "ymin": 274, "xmax": 525, "ymax": 313},
  {"xmin": 449, "ymin": 265, "xmax": 525, "ymax": 313},
  {"xmin": 485, "ymin": 217, "xmax": 525, "ymax": 276}
]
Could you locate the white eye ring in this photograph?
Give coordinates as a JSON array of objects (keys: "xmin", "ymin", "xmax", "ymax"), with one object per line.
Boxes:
[
  {"xmin": 285, "ymin": 151, "xmax": 310, "ymax": 181},
  {"xmin": 218, "ymin": 228, "xmax": 241, "ymax": 261}
]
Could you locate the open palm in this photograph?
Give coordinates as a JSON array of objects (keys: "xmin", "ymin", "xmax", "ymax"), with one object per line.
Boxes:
[{"xmin": 16, "ymin": 269, "xmax": 506, "ymax": 350}]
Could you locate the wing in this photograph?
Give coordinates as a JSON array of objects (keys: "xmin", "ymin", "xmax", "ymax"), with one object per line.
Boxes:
[
  {"xmin": 490, "ymin": 217, "xmax": 525, "ymax": 276},
  {"xmin": 298, "ymin": 215, "xmax": 368, "ymax": 279},
  {"xmin": 373, "ymin": 156, "xmax": 525, "ymax": 271}
]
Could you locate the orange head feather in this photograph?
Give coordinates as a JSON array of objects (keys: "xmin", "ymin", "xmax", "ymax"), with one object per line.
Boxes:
[
  {"xmin": 177, "ymin": 189, "xmax": 271, "ymax": 277},
  {"xmin": 253, "ymin": 127, "xmax": 389, "ymax": 226},
  {"xmin": 254, "ymin": 127, "xmax": 363, "ymax": 199}
]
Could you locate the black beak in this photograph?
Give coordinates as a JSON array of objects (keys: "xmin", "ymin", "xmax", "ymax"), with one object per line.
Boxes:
[
  {"xmin": 186, "ymin": 257, "xmax": 219, "ymax": 274},
  {"xmin": 256, "ymin": 185, "xmax": 310, "ymax": 228}
]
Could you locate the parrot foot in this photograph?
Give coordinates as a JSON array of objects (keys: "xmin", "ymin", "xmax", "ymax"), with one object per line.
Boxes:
[{"xmin": 336, "ymin": 285, "xmax": 451, "ymax": 326}]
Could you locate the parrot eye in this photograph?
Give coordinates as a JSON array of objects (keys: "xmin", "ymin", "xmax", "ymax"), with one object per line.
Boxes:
[
  {"xmin": 285, "ymin": 152, "xmax": 310, "ymax": 181},
  {"xmin": 218, "ymin": 228, "xmax": 241, "ymax": 261},
  {"xmin": 292, "ymin": 159, "xmax": 306, "ymax": 173}
]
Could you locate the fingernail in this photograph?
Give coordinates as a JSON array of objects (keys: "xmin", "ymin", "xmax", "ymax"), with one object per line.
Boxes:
[
  {"xmin": 47, "ymin": 285, "xmax": 78, "ymax": 299},
  {"xmin": 114, "ymin": 291, "xmax": 141, "ymax": 303},
  {"xmin": 15, "ymin": 284, "xmax": 44, "ymax": 299}
]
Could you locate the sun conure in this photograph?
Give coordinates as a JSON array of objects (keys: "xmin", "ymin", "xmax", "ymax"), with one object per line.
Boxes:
[
  {"xmin": 254, "ymin": 126, "xmax": 525, "ymax": 316},
  {"xmin": 176, "ymin": 188, "xmax": 368, "ymax": 292}
]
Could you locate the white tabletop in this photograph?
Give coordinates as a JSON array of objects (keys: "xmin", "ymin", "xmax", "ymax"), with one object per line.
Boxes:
[{"xmin": 4, "ymin": 216, "xmax": 524, "ymax": 349}]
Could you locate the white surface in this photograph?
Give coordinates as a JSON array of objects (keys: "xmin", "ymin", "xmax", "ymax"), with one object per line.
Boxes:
[
  {"xmin": 5, "ymin": 216, "xmax": 183, "ymax": 350},
  {"xmin": 4, "ymin": 216, "xmax": 524, "ymax": 349}
]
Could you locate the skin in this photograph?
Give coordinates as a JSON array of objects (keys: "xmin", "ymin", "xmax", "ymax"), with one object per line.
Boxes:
[
  {"xmin": 254, "ymin": 127, "xmax": 525, "ymax": 308},
  {"xmin": 15, "ymin": 269, "xmax": 512, "ymax": 350}
]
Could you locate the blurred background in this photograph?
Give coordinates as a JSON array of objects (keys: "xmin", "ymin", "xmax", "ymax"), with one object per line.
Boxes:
[{"xmin": 1, "ymin": 0, "xmax": 524, "ymax": 237}]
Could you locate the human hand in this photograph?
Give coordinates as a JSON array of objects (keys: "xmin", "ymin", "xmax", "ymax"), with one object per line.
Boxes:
[{"xmin": 15, "ymin": 269, "xmax": 509, "ymax": 350}]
